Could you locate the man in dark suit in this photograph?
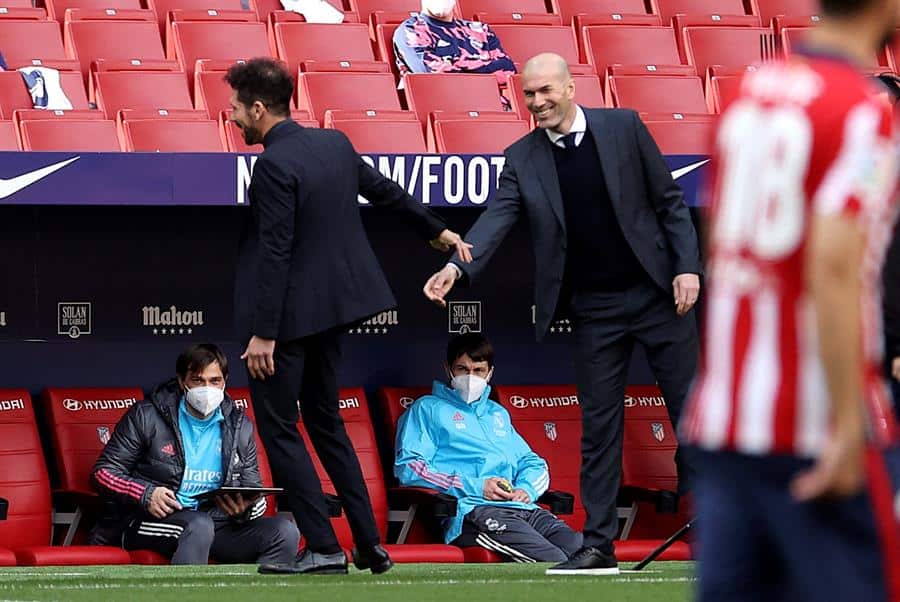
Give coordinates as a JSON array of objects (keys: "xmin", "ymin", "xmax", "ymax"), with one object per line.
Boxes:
[
  {"xmin": 225, "ymin": 58, "xmax": 472, "ymax": 575},
  {"xmin": 424, "ymin": 53, "xmax": 702, "ymax": 575}
]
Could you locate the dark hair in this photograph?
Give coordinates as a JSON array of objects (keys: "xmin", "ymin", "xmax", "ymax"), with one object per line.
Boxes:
[
  {"xmin": 446, "ymin": 333, "xmax": 494, "ymax": 368},
  {"xmin": 176, "ymin": 343, "xmax": 229, "ymax": 379},
  {"xmin": 819, "ymin": 0, "xmax": 878, "ymax": 16},
  {"xmin": 224, "ymin": 58, "xmax": 293, "ymax": 117}
]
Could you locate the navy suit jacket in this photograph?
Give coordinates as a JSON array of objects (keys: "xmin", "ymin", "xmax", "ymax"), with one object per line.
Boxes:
[
  {"xmin": 235, "ymin": 120, "xmax": 446, "ymax": 342},
  {"xmin": 453, "ymin": 107, "xmax": 702, "ymax": 340}
]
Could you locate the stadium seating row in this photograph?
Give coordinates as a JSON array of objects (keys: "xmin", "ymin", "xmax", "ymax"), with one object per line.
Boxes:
[
  {"xmin": 0, "ymin": 384, "xmax": 691, "ymax": 565},
  {"xmin": 7, "ymin": 10, "xmax": 891, "ymax": 82},
  {"xmin": 1, "ymin": 0, "xmax": 822, "ymax": 27}
]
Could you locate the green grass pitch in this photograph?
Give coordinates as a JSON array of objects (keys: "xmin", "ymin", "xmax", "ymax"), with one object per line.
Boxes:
[{"xmin": 0, "ymin": 562, "xmax": 695, "ymax": 601}]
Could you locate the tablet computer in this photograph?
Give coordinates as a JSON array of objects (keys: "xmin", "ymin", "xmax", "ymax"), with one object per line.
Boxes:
[{"xmin": 190, "ymin": 486, "xmax": 284, "ymax": 501}]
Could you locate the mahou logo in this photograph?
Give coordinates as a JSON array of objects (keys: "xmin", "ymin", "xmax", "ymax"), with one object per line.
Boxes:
[
  {"xmin": 349, "ymin": 310, "xmax": 397, "ymax": 335},
  {"xmin": 142, "ymin": 305, "xmax": 204, "ymax": 335}
]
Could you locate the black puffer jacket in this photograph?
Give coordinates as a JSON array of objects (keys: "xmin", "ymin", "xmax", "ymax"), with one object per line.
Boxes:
[{"xmin": 89, "ymin": 379, "xmax": 266, "ymax": 545}]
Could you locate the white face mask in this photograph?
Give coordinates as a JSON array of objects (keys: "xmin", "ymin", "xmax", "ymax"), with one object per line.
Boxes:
[
  {"xmin": 450, "ymin": 373, "xmax": 490, "ymax": 404},
  {"xmin": 421, "ymin": 0, "xmax": 455, "ymax": 17},
  {"xmin": 185, "ymin": 386, "xmax": 224, "ymax": 417}
]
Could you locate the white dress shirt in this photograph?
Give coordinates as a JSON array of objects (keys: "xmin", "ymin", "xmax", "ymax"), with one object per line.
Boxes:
[{"xmin": 445, "ymin": 105, "xmax": 587, "ymax": 280}]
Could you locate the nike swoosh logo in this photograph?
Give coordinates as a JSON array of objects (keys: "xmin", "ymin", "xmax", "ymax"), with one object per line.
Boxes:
[
  {"xmin": 0, "ymin": 156, "xmax": 81, "ymax": 200},
  {"xmin": 670, "ymin": 159, "xmax": 709, "ymax": 181}
]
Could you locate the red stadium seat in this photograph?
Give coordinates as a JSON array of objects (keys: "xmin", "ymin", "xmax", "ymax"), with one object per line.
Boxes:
[
  {"xmin": 0, "ymin": 549, "xmax": 15, "ymax": 566},
  {"xmin": 170, "ymin": 20, "xmax": 270, "ymax": 88},
  {"xmin": 145, "ymin": 0, "xmax": 250, "ymax": 35},
  {"xmin": 756, "ymin": 0, "xmax": 817, "ymax": 24},
  {"xmin": 375, "ymin": 387, "xmax": 431, "ymax": 453},
  {"xmin": 0, "ymin": 20, "xmax": 71, "ymax": 68},
  {"xmin": 0, "ymin": 0, "xmax": 38, "ymax": 7},
  {"xmin": 273, "ymin": 22, "xmax": 381, "ymax": 76},
  {"xmin": 0, "ymin": 122, "xmax": 18, "ymax": 150},
  {"xmin": 642, "ymin": 113, "xmax": 713, "ymax": 154},
  {"xmin": 655, "ymin": 0, "xmax": 753, "ymax": 24},
  {"xmin": 621, "ymin": 385, "xmax": 678, "ymax": 495},
  {"xmin": 220, "ymin": 110, "xmax": 317, "ymax": 152},
  {"xmin": 473, "ymin": 12, "xmax": 563, "ymax": 25},
  {"xmin": 507, "ymin": 73, "xmax": 603, "ymax": 121},
  {"xmin": 707, "ymin": 73, "xmax": 742, "ymax": 113},
  {"xmin": 404, "ymin": 73, "xmax": 505, "ymax": 126},
  {"xmin": 607, "ymin": 74, "xmax": 708, "ymax": 113},
  {"xmin": 45, "ymin": 0, "xmax": 141, "ymax": 21},
  {"xmin": 65, "ymin": 18, "xmax": 166, "ymax": 80},
  {"xmin": 582, "ymin": 26, "xmax": 682, "ymax": 76},
  {"xmin": 457, "ymin": 0, "xmax": 551, "ymax": 19},
  {"xmin": 373, "ymin": 22, "xmax": 401, "ymax": 78},
  {"xmin": 94, "ymin": 71, "xmax": 193, "ymax": 119},
  {"xmin": 682, "ymin": 26, "xmax": 775, "ymax": 77},
  {"xmin": 325, "ymin": 111, "xmax": 427, "ymax": 153},
  {"xmin": 195, "ymin": 59, "xmax": 297, "ymax": 117},
  {"xmin": 0, "ymin": 7, "xmax": 48, "ymax": 20},
  {"xmin": 349, "ymin": 0, "xmax": 418, "ymax": 23},
  {"xmin": 296, "ymin": 72, "xmax": 401, "ymax": 124},
  {"xmin": 552, "ymin": 0, "xmax": 652, "ymax": 25},
  {"xmin": 0, "ymin": 391, "xmax": 53, "ymax": 552},
  {"xmin": 19, "ymin": 118, "xmax": 120, "ymax": 150},
  {"xmin": 672, "ymin": 14, "xmax": 762, "ymax": 63},
  {"xmin": 120, "ymin": 113, "xmax": 224, "ymax": 151},
  {"xmin": 0, "ymin": 70, "xmax": 89, "ymax": 119},
  {"xmin": 488, "ymin": 24, "xmax": 589, "ymax": 73},
  {"xmin": 782, "ymin": 26, "xmax": 886, "ymax": 69},
  {"xmin": 432, "ymin": 116, "xmax": 529, "ymax": 153}
]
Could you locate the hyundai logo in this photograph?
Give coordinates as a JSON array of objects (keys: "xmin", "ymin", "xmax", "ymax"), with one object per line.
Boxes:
[
  {"xmin": 509, "ymin": 395, "xmax": 528, "ymax": 409},
  {"xmin": 399, "ymin": 397, "xmax": 415, "ymax": 409},
  {"xmin": 63, "ymin": 398, "xmax": 82, "ymax": 411}
]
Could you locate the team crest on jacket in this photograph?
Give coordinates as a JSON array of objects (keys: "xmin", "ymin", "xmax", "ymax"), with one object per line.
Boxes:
[
  {"xmin": 96, "ymin": 426, "xmax": 110, "ymax": 445},
  {"xmin": 544, "ymin": 422, "xmax": 557, "ymax": 441},
  {"xmin": 652, "ymin": 422, "xmax": 665, "ymax": 442}
]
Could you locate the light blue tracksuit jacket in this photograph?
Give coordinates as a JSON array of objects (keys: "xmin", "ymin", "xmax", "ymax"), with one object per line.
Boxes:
[{"xmin": 394, "ymin": 381, "xmax": 551, "ymax": 543}]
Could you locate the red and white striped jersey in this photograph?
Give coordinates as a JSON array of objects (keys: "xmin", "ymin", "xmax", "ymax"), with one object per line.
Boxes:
[{"xmin": 683, "ymin": 52, "xmax": 900, "ymax": 458}]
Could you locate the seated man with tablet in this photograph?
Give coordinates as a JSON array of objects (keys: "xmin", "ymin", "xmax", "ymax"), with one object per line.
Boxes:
[{"xmin": 89, "ymin": 343, "xmax": 299, "ymax": 565}]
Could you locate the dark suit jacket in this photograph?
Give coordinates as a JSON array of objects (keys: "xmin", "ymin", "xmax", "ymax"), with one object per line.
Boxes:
[
  {"xmin": 454, "ymin": 107, "xmax": 702, "ymax": 340},
  {"xmin": 235, "ymin": 120, "xmax": 446, "ymax": 342}
]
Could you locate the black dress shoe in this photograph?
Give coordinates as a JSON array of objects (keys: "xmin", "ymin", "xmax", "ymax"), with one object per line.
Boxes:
[
  {"xmin": 352, "ymin": 544, "xmax": 393, "ymax": 574},
  {"xmin": 545, "ymin": 546, "xmax": 619, "ymax": 576},
  {"xmin": 258, "ymin": 549, "xmax": 348, "ymax": 575}
]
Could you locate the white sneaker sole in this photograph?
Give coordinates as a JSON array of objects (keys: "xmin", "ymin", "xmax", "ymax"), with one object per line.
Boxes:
[{"xmin": 545, "ymin": 567, "xmax": 620, "ymax": 576}]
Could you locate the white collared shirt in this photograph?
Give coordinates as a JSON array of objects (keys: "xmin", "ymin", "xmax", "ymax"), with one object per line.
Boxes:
[{"xmin": 545, "ymin": 105, "xmax": 586, "ymax": 148}]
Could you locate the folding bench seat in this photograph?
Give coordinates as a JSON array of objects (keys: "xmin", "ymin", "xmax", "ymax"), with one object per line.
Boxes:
[
  {"xmin": 431, "ymin": 116, "xmax": 530, "ymax": 153},
  {"xmin": 552, "ymin": 0, "xmax": 652, "ymax": 25},
  {"xmin": 756, "ymin": 0, "xmax": 817, "ymax": 24},
  {"xmin": 506, "ymin": 73, "xmax": 603, "ymax": 122},
  {"xmin": 46, "ymin": 0, "xmax": 141, "ymax": 21},
  {"xmin": 0, "ymin": 7, "xmax": 48, "ymax": 20},
  {"xmin": 145, "ymin": 0, "xmax": 250, "ymax": 35},
  {"xmin": 17, "ymin": 116, "xmax": 120, "ymax": 150},
  {"xmin": 488, "ymin": 24, "xmax": 590, "ymax": 73},
  {"xmin": 64, "ymin": 11, "xmax": 167, "ymax": 80},
  {"xmin": 582, "ymin": 26, "xmax": 683, "ymax": 77},
  {"xmin": 607, "ymin": 74, "xmax": 708, "ymax": 113},
  {"xmin": 325, "ymin": 110, "xmax": 427, "ymax": 153},
  {"xmin": 0, "ymin": 122, "xmax": 19, "ymax": 150},
  {"xmin": 0, "ymin": 70, "xmax": 89, "ymax": 120},
  {"xmin": 707, "ymin": 72, "xmax": 742, "ymax": 113},
  {"xmin": 93, "ymin": 70, "xmax": 193, "ymax": 119},
  {"xmin": 682, "ymin": 26, "xmax": 775, "ymax": 78},
  {"xmin": 0, "ymin": 20, "xmax": 73, "ymax": 69},
  {"xmin": 296, "ymin": 72, "xmax": 401, "ymax": 124},
  {"xmin": 656, "ymin": 0, "xmax": 753, "ymax": 24},
  {"xmin": 169, "ymin": 20, "xmax": 270, "ymax": 88},
  {"xmin": 404, "ymin": 73, "xmax": 506, "ymax": 127},
  {"xmin": 118, "ymin": 109, "xmax": 225, "ymax": 151},
  {"xmin": 2, "ymin": 389, "xmax": 132, "ymax": 565},
  {"xmin": 273, "ymin": 22, "xmax": 384, "ymax": 75},
  {"xmin": 457, "ymin": 0, "xmax": 551, "ymax": 19},
  {"xmin": 641, "ymin": 113, "xmax": 713, "ymax": 154}
]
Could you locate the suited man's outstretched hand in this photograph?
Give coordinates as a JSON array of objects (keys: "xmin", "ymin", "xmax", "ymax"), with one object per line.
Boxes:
[
  {"xmin": 429, "ymin": 229, "xmax": 474, "ymax": 263},
  {"xmin": 424, "ymin": 264, "xmax": 459, "ymax": 308}
]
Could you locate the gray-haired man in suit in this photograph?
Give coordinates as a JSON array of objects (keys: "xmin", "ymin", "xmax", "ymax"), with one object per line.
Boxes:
[{"xmin": 424, "ymin": 53, "xmax": 702, "ymax": 575}]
